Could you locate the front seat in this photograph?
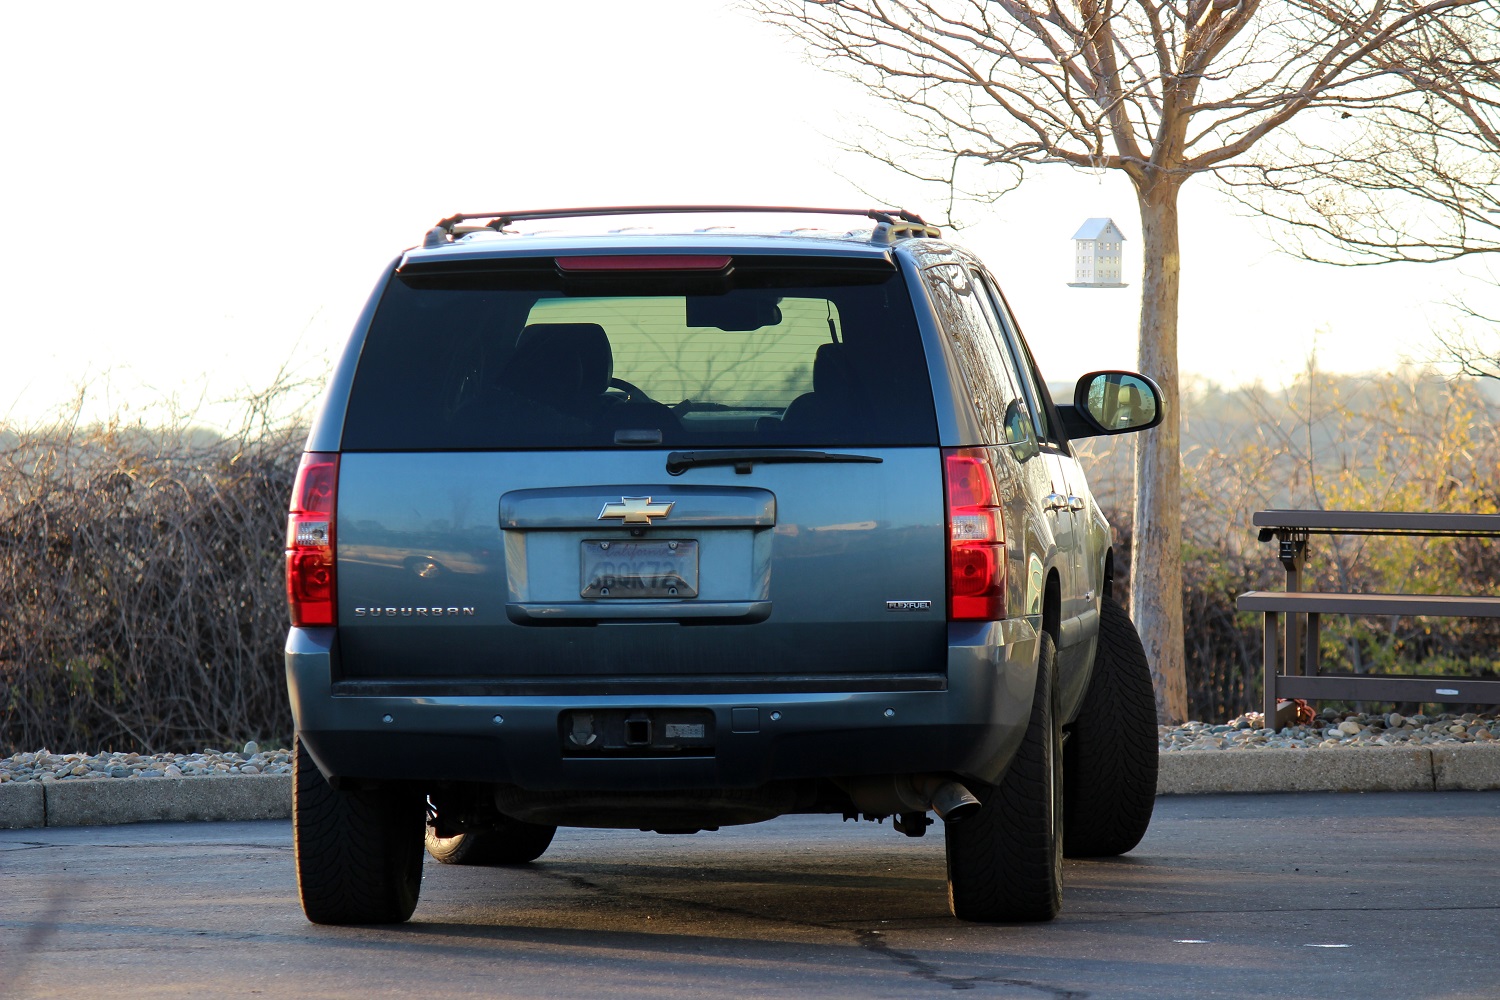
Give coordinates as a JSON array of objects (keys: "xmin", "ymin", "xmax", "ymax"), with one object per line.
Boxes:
[
  {"xmin": 496, "ymin": 322, "xmax": 676, "ymax": 438},
  {"xmin": 778, "ymin": 341, "xmax": 860, "ymax": 437}
]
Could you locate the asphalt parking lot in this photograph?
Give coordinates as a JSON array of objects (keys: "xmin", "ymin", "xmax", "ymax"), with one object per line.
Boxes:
[{"xmin": 2, "ymin": 791, "xmax": 1497, "ymax": 999}]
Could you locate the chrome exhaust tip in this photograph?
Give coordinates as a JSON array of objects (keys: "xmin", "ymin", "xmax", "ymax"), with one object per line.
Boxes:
[
  {"xmin": 838, "ymin": 774, "xmax": 984, "ymax": 825},
  {"xmin": 930, "ymin": 781, "xmax": 982, "ymax": 823}
]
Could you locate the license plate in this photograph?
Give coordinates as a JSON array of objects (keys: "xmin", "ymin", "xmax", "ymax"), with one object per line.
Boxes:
[{"xmin": 580, "ymin": 539, "xmax": 698, "ymax": 599}]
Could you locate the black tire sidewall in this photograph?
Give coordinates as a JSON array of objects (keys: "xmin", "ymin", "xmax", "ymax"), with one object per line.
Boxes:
[
  {"xmin": 1062, "ymin": 595, "xmax": 1158, "ymax": 857},
  {"xmin": 293, "ymin": 736, "xmax": 425, "ymax": 924},
  {"xmin": 945, "ymin": 631, "xmax": 1063, "ymax": 922}
]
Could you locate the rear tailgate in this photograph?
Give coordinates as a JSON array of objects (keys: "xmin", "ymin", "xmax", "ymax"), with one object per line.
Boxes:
[
  {"xmin": 329, "ymin": 246, "xmax": 945, "ymax": 691},
  {"xmin": 335, "ymin": 448, "xmax": 946, "ymax": 691}
]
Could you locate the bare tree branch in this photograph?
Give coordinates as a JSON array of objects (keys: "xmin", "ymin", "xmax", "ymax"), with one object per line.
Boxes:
[{"xmin": 1224, "ymin": 5, "xmax": 1500, "ymax": 265}]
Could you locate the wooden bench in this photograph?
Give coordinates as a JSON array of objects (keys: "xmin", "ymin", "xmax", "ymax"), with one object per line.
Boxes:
[{"xmin": 1236, "ymin": 510, "xmax": 1500, "ymax": 725}]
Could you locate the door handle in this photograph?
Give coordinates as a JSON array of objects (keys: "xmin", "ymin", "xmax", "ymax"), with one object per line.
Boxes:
[
  {"xmin": 1044, "ymin": 493, "xmax": 1069, "ymax": 512},
  {"xmin": 1068, "ymin": 496, "xmax": 1085, "ymax": 512}
]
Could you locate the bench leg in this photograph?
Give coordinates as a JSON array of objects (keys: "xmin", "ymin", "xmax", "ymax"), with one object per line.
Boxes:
[
  {"xmin": 1305, "ymin": 612, "xmax": 1320, "ymax": 677},
  {"xmin": 1263, "ymin": 611, "xmax": 1279, "ymax": 730},
  {"xmin": 1285, "ymin": 606, "xmax": 1301, "ymax": 677}
]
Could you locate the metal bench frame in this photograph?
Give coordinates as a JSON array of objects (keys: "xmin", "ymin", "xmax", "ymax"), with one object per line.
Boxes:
[{"xmin": 1237, "ymin": 510, "xmax": 1500, "ymax": 724}]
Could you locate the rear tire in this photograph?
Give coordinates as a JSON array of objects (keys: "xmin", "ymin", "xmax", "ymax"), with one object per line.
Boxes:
[
  {"xmin": 293, "ymin": 737, "xmax": 425, "ymax": 925},
  {"xmin": 945, "ymin": 632, "xmax": 1063, "ymax": 923},
  {"xmin": 1063, "ymin": 595, "xmax": 1158, "ymax": 858},
  {"xmin": 425, "ymin": 818, "xmax": 557, "ymax": 866}
]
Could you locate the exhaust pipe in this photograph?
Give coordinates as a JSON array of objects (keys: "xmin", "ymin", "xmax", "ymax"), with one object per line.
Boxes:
[
  {"xmin": 927, "ymin": 780, "xmax": 981, "ymax": 823},
  {"xmin": 839, "ymin": 774, "xmax": 983, "ymax": 824}
]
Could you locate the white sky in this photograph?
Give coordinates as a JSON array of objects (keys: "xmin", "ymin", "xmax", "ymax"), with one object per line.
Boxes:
[{"xmin": 2, "ymin": 0, "xmax": 1491, "ymax": 430}]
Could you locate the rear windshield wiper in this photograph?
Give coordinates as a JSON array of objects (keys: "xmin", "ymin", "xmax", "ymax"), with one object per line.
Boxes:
[{"xmin": 666, "ymin": 449, "xmax": 884, "ymax": 476}]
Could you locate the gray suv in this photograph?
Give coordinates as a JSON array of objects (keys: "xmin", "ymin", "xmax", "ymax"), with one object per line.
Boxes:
[{"xmin": 285, "ymin": 206, "xmax": 1162, "ymax": 925}]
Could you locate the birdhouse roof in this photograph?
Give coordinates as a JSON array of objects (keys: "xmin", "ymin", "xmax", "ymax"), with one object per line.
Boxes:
[{"xmin": 1072, "ymin": 218, "xmax": 1125, "ymax": 240}]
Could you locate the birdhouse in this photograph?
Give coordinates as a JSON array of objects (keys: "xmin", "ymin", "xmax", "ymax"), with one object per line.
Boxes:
[{"xmin": 1068, "ymin": 218, "xmax": 1128, "ymax": 287}]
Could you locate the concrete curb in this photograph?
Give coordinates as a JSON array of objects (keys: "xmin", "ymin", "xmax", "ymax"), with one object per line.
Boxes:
[
  {"xmin": 2, "ymin": 746, "xmax": 1497, "ymax": 830},
  {"xmin": 1, "ymin": 775, "xmax": 290, "ymax": 830},
  {"xmin": 0, "ymin": 781, "xmax": 45, "ymax": 829},
  {"xmin": 1156, "ymin": 744, "xmax": 1500, "ymax": 795},
  {"xmin": 1431, "ymin": 744, "xmax": 1500, "ymax": 790}
]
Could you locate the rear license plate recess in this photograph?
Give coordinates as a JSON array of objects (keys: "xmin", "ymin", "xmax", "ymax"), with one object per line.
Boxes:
[{"xmin": 581, "ymin": 539, "xmax": 698, "ymax": 599}]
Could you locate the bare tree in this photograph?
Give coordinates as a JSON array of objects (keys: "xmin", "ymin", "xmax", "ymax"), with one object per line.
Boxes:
[
  {"xmin": 1228, "ymin": 19, "xmax": 1500, "ymax": 386},
  {"xmin": 1229, "ymin": 15, "xmax": 1500, "ymax": 266},
  {"xmin": 752, "ymin": 0, "xmax": 1499, "ymax": 723}
]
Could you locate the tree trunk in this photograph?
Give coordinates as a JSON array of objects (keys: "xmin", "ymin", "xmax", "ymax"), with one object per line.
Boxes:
[{"xmin": 1130, "ymin": 175, "xmax": 1189, "ymax": 724}]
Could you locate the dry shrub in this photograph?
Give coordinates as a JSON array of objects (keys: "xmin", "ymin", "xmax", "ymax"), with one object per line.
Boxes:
[
  {"xmin": 1177, "ymin": 365, "xmax": 1500, "ymax": 720},
  {"xmin": 1075, "ymin": 365, "xmax": 1500, "ymax": 721},
  {"xmin": 0, "ymin": 384, "xmax": 307, "ymax": 755}
]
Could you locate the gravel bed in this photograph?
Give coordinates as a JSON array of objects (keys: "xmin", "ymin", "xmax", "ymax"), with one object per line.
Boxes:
[
  {"xmin": 0, "ymin": 742, "xmax": 290, "ymax": 784},
  {"xmin": 3, "ymin": 713, "xmax": 1497, "ymax": 783},
  {"xmin": 1161, "ymin": 710, "xmax": 1499, "ymax": 751}
]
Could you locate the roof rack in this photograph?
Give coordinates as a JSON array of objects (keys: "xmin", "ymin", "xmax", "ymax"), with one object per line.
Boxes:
[{"xmin": 421, "ymin": 205, "xmax": 940, "ymax": 249}]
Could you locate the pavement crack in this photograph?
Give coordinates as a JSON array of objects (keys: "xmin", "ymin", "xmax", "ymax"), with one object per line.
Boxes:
[
  {"xmin": 539, "ymin": 868, "xmax": 828, "ymax": 931},
  {"xmin": 538, "ymin": 867, "xmax": 1087, "ymax": 996},
  {"xmin": 0, "ymin": 842, "xmax": 55, "ymax": 854},
  {"xmin": 854, "ymin": 929, "xmax": 1088, "ymax": 996}
]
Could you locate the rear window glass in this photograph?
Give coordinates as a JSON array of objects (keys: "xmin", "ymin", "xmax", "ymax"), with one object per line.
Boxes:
[{"xmin": 340, "ymin": 262, "xmax": 938, "ymax": 450}]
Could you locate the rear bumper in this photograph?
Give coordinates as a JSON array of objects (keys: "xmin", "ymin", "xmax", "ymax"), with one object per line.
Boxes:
[{"xmin": 286, "ymin": 619, "xmax": 1039, "ymax": 794}]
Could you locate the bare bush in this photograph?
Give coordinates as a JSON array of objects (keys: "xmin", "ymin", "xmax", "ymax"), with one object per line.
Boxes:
[
  {"xmin": 1168, "ymin": 366, "xmax": 1500, "ymax": 720},
  {"xmin": 0, "ymin": 386, "xmax": 307, "ymax": 755},
  {"xmin": 1076, "ymin": 364, "xmax": 1500, "ymax": 720}
]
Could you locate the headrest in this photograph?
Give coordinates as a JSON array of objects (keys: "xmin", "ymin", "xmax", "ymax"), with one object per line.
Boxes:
[
  {"xmin": 502, "ymin": 323, "xmax": 613, "ymax": 399},
  {"xmin": 812, "ymin": 341, "xmax": 852, "ymax": 396}
]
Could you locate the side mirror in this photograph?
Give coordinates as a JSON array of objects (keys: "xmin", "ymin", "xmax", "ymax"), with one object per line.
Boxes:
[{"xmin": 1058, "ymin": 371, "xmax": 1164, "ymax": 439}]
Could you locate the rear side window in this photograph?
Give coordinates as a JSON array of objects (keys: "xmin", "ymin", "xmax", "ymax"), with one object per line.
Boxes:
[
  {"xmin": 973, "ymin": 269, "xmax": 1061, "ymax": 445},
  {"xmin": 340, "ymin": 261, "xmax": 938, "ymax": 450},
  {"xmin": 923, "ymin": 263, "xmax": 1022, "ymax": 445}
]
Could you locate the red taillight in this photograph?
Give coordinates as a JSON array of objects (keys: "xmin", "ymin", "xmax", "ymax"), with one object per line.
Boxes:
[
  {"xmin": 286, "ymin": 452, "xmax": 339, "ymax": 627},
  {"xmin": 945, "ymin": 448, "xmax": 1005, "ymax": 621},
  {"xmin": 555, "ymin": 255, "xmax": 732, "ymax": 272}
]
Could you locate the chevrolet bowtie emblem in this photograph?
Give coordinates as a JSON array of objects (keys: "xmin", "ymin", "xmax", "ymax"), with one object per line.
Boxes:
[{"xmin": 597, "ymin": 496, "xmax": 675, "ymax": 525}]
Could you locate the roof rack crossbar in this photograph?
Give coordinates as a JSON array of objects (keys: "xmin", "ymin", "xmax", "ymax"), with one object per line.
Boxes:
[{"xmin": 422, "ymin": 205, "xmax": 939, "ymax": 248}]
